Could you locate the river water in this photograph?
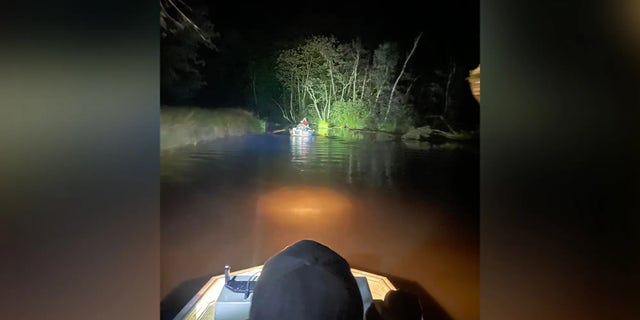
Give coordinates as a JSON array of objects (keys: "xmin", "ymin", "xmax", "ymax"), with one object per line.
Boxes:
[{"xmin": 161, "ymin": 131, "xmax": 479, "ymax": 320}]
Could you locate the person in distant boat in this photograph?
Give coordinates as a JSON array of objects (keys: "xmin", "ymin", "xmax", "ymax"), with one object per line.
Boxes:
[{"xmin": 300, "ymin": 117, "xmax": 310, "ymax": 128}]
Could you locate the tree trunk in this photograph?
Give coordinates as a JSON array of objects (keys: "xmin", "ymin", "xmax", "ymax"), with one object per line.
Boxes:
[
  {"xmin": 360, "ymin": 67, "xmax": 368, "ymax": 101},
  {"xmin": 306, "ymin": 86, "xmax": 323, "ymax": 120},
  {"xmin": 373, "ymin": 66, "xmax": 388, "ymax": 108},
  {"xmin": 444, "ymin": 58, "xmax": 456, "ymax": 116},
  {"xmin": 352, "ymin": 51, "xmax": 359, "ymax": 101},
  {"xmin": 290, "ymin": 87, "xmax": 294, "ymax": 121},
  {"xmin": 320, "ymin": 52, "xmax": 337, "ymax": 103},
  {"xmin": 323, "ymin": 84, "xmax": 331, "ymax": 120},
  {"xmin": 405, "ymin": 75, "xmax": 420, "ymax": 103},
  {"xmin": 273, "ymin": 98, "xmax": 291, "ymax": 123},
  {"xmin": 384, "ymin": 32, "xmax": 422, "ymax": 123},
  {"xmin": 252, "ymin": 74, "xmax": 258, "ymax": 107}
]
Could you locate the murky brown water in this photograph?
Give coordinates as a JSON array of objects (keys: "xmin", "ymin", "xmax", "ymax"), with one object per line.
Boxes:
[{"xmin": 161, "ymin": 132, "xmax": 478, "ymax": 320}]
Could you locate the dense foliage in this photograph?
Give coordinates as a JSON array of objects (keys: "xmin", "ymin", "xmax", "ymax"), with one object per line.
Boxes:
[{"xmin": 274, "ymin": 36, "xmax": 419, "ymax": 131}]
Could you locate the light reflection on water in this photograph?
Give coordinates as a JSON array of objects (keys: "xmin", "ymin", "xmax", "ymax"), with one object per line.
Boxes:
[
  {"xmin": 161, "ymin": 132, "xmax": 479, "ymax": 320},
  {"xmin": 287, "ymin": 134, "xmax": 398, "ymax": 189}
]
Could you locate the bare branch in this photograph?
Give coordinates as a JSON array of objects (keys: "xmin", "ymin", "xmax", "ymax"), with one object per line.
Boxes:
[
  {"xmin": 384, "ymin": 32, "xmax": 422, "ymax": 123},
  {"xmin": 160, "ymin": 0, "xmax": 216, "ymax": 48},
  {"xmin": 272, "ymin": 98, "xmax": 291, "ymax": 123}
]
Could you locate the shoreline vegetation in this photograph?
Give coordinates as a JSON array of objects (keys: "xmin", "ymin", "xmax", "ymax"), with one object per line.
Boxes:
[
  {"xmin": 159, "ymin": 105, "xmax": 476, "ymax": 152},
  {"xmin": 160, "ymin": 106, "xmax": 266, "ymax": 151},
  {"xmin": 267, "ymin": 123, "xmax": 477, "ymax": 153},
  {"xmin": 268, "ymin": 120, "xmax": 477, "ymax": 144}
]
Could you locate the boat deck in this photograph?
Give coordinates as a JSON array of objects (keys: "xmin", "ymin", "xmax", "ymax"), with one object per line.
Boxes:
[{"xmin": 173, "ymin": 265, "xmax": 397, "ymax": 320}]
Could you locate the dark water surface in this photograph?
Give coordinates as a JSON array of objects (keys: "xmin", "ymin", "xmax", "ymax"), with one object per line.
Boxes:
[{"xmin": 161, "ymin": 132, "xmax": 479, "ymax": 320}]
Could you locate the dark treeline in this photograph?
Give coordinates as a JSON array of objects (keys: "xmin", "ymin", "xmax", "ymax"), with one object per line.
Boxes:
[{"xmin": 161, "ymin": 0, "xmax": 479, "ymax": 132}]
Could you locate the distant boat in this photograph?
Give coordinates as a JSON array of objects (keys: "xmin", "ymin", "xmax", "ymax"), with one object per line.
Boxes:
[{"xmin": 289, "ymin": 126, "xmax": 315, "ymax": 137}]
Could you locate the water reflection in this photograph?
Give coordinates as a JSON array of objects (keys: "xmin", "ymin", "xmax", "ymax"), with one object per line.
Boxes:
[
  {"xmin": 288, "ymin": 134, "xmax": 396, "ymax": 188},
  {"xmin": 290, "ymin": 135, "xmax": 313, "ymax": 164},
  {"xmin": 403, "ymin": 140, "xmax": 476, "ymax": 152},
  {"xmin": 344, "ymin": 141, "xmax": 395, "ymax": 188},
  {"xmin": 161, "ymin": 133, "xmax": 479, "ymax": 320}
]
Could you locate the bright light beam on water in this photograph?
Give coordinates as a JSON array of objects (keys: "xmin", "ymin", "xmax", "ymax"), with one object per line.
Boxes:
[{"xmin": 256, "ymin": 186, "xmax": 353, "ymax": 228}]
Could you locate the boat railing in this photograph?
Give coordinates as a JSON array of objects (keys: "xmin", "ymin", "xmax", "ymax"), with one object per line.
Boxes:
[{"xmin": 223, "ymin": 264, "xmax": 260, "ymax": 299}]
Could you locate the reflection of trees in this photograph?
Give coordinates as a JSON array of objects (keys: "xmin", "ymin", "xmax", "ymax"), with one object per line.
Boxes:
[
  {"xmin": 288, "ymin": 134, "xmax": 399, "ymax": 188},
  {"xmin": 346, "ymin": 143, "xmax": 395, "ymax": 188}
]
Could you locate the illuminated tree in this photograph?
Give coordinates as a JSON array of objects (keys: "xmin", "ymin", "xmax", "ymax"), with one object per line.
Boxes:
[
  {"xmin": 276, "ymin": 36, "xmax": 339, "ymax": 123},
  {"xmin": 275, "ymin": 46, "xmax": 312, "ymax": 122},
  {"xmin": 274, "ymin": 34, "xmax": 421, "ymax": 131}
]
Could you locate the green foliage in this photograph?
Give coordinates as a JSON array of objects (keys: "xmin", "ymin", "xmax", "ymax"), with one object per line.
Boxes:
[
  {"xmin": 327, "ymin": 128, "xmax": 366, "ymax": 141},
  {"xmin": 378, "ymin": 103, "xmax": 414, "ymax": 133},
  {"xmin": 275, "ymin": 36, "xmax": 340, "ymax": 121},
  {"xmin": 317, "ymin": 119, "xmax": 330, "ymax": 130},
  {"xmin": 160, "ymin": 106, "xmax": 264, "ymax": 150},
  {"xmin": 273, "ymin": 35, "xmax": 417, "ymax": 130},
  {"xmin": 330, "ymin": 100, "xmax": 368, "ymax": 129}
]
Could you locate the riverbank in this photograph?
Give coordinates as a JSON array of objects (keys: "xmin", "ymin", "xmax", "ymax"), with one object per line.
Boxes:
[
  {"xmin": 271, "ymin": 125, "xmax": 477, "ymax": 144},
  {"xmin": 161, "ymin": 106, "xmax": 265, "ymax": 151}
]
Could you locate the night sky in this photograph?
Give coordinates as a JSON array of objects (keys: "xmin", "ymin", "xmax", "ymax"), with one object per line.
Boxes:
[{"xmin": 186, "ymin": 0, "xmax": 479, "ymax": 108}]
